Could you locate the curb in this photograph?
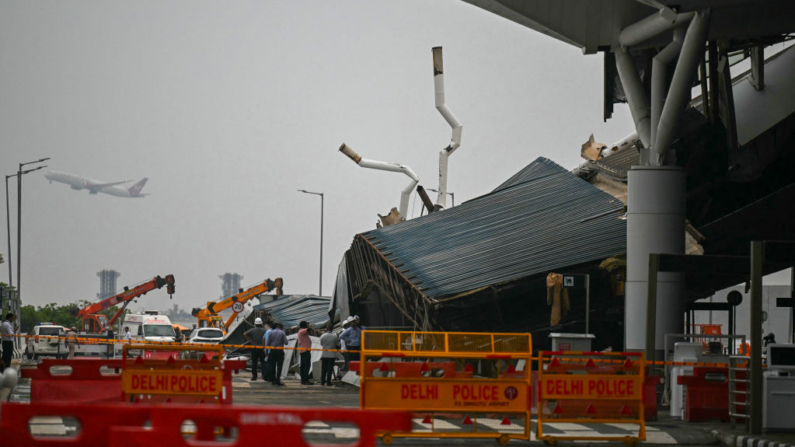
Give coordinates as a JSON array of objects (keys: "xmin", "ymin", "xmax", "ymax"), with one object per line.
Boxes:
[{"xmin": 712, "ymin": 430, "xmax": 795, "ymax": 447}]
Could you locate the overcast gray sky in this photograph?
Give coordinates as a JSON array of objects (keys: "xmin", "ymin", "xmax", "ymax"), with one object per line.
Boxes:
[{"xmin": 2, "ymin": 1, "xmax": 782, "ymax": 312}]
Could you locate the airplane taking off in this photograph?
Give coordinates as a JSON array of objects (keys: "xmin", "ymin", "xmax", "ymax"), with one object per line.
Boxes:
[{"xmin": 44, "ymin": 171, "xmax": 149, "ymax": 198}]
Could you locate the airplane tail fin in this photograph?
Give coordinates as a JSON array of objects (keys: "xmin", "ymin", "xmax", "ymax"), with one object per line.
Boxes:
[{"xmin": 128, "ymin": 178, "xmax": 148, "ymax": 196}]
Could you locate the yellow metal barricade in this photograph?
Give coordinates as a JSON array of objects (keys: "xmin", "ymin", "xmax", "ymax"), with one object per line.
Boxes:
[
  {"xmin": 537, "ymin": 351, "xmax": 646, "ymax": 445},
  {"xmin": 360, "ymin": 330, "xmax": 532, "ymax": 445}
]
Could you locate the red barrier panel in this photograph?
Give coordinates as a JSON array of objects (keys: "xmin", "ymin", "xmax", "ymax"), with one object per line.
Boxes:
[
  {"xmin": 0, "ymin": 402, "xmax": 152, "ymax": 447},
  {"xmin": 0, "ymin": 401, "xmax": 411, "ymax": 447},
  {"xmin": 23, "ymin": 358, "xmax": 125, "ymax": 403},
  {"xmin": 677, "ymin": 367, "xmax": 729, "ymax": 422},
  {"xmin": 22, "ymin": 357, "xmax": 246, "ymax": 404},
  {"xmin": 108, "ymin": 404, "xmax": 412, "ymax": 447}
]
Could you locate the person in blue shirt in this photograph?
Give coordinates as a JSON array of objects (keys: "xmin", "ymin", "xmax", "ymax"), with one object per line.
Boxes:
[
  {"xmin": 265, "ymin": 323, "xmax": 287, "ymax": 386},
  {"xmin": 261, "ymin": 321, "xmax": 274, "ymax": 382},
  {"xmin": 340, "ymin": 315, "xmax": 365, "ymax": 364}
]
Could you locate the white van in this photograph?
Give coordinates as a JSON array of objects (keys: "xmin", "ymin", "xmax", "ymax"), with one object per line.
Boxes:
[{"xmin": 122, "ymin": 311, "xmax": 177, "ymax": 343}]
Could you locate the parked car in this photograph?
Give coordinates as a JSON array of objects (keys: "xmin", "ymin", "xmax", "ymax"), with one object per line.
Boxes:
[
  {"xmin": 25, "ymin": 323, "xmax": 66, "ymax": 359},
  {"xmin": 186, "ymin": 328, "xmax": 225, "ymax": 344}
]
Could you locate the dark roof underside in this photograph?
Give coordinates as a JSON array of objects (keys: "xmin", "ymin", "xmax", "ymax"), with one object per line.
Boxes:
[{"xmin": 363, "ymin": 157, "xmax": 627, "ymax": 300}]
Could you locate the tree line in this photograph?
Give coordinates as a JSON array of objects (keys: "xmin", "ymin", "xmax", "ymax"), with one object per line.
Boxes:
[{"xmin": 20, "ymin": 301, "xmax": 121, "ymax": 333}]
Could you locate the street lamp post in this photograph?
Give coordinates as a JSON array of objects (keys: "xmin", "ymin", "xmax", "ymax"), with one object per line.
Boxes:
[
  {"xmin": 6, "ymin": 168, "xmax": 46, "ymax": 292},
  {"xmin": 426, "ymin": 188, "xmax": 455, "ymax": 207},
  {"xmin": 298, "ymin": 189, "xmax": 324, "ymax": 296},
  {"xmin": 5, "ymin": 175, "xmax": 15, "ymax": 289},
  {"xmin": 15, "ymin": 158, "xmax": 49, "ymax": 344}
]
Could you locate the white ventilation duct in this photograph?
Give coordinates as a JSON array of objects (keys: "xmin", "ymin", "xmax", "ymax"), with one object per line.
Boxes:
[
  {"xmin": 432, "ymin": 46, "xmax": 462, "ymax": 210},
  {"xmin": 338, "ymin": 143, "xmax": 419, "ymax": 221},
  {"xmin": 605, "ymin": 132, "xmax": 639, "ymax": 158}
]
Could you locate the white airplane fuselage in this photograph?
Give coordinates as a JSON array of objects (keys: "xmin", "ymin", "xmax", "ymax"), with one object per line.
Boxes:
[{"xmin": 44, "ymin": 171, "xmax": 148, "ymax": 198}]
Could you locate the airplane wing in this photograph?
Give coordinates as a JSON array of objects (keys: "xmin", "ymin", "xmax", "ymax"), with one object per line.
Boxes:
[
  {"xmin": 86, "ymin": 180, "xmax": 131, "ymax": 193},
  {"xmin": 88, "ymin": 180, "xmax": 131, "ymax": 189}
]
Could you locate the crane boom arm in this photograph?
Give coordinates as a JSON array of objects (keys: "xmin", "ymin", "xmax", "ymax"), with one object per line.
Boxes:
[
  {"xmin": 77, "ymin": 274, "xmax": 176, "ymax": 326},
  {"xmin": 192, "ymin": 278, "xmax": 283, "ymax": 327}
]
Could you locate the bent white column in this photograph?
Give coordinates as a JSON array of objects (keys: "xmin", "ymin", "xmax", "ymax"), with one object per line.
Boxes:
[{"xmin": 625, "ymin": 166, "xmax": 685, "ymax": 352}]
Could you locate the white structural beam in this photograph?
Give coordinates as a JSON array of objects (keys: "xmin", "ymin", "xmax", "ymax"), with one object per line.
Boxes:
[
  {"xmin": 432, "ymin": 47, "xmax": 462, "ymax": 210},
  {"xmin": 654, "ymin": 10, "xmax": 710, "ymax": 164},
  {"xmin": 338, "ymin": 143, "xmax": 419, "ymax": 221},
  {"xmin": 619, "ymin": 8, "xmax": 694, "ymax": 49},
  {"xmin": 615, "ymin": 50, "xmax": 652, "ymax": 157},
  {"xmin": 650, "ymin": 27, "xmax": 684, "ymax": 148}
]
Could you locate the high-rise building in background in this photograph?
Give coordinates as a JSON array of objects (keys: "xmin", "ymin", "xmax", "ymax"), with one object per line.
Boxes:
[
  {"xmin": 97, "ymin": 269, "xmax": 121, "ymax": 300},
  {"xmin": 220, "ymin": 273, "xmax": 243, "ymax": 299}
]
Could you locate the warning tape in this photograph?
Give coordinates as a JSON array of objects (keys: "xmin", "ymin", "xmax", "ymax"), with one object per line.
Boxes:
[
  {"xmin": 11, "ymin": 333, "xmax": 350, "ymax": 353},
  {"xmin": 12, "ymin": 334, "xmax": 755, "ymax": 367}
]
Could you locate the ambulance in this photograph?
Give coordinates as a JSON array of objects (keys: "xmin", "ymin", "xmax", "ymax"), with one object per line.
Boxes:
[
  {"xmin": 122, "ymin": 311, "xmax": 177, "ymax": 342},
  {"xmin": 121, "ymin": 311, "xmax": 179, "ymax": 360}
]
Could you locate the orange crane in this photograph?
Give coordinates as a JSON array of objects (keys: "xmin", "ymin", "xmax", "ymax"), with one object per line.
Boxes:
[
  {"xmin": 192, "ymin": 278, "xmax": 283, "ymax": 330},
  {"xmin": 74, "ymin": 274, "xmax": 176, "ymax": 334}
]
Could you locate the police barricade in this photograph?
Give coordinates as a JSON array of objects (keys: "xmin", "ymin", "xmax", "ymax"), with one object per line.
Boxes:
[
  {"xmin": 0, "ymin": 401, "xmax": 413, "ymax": 447},
  {"xmin": 0, "ymin": 402, "xmax": 152, "ymax": 447},
  {"xmin": 22, "ymin": 358, "xmax": 125, "ymax": 403},
  {"xmin": 537, "ymin": 351, "xmax": 646, "ymax": 445},
  {"xmin": 360, "ymin": 330, "xmax": 533, "ymax": 445},
  {"xmin": 121, "ymin": 344, "xmax": 245, "ymax": 404}
]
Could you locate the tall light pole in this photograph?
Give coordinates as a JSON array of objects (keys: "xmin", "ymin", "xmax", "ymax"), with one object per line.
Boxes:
[
  {"xmin": 426, "ymin": 188, "xmax": 455, "ymax": 207},
  {"xmin": 5, "ymin": 175, "xmax": 15, "ymax": 289},
  {"xmin": 16, "ymin": 158, "xmax": 49, "ymax": 343},
  {"xmin": 6, "ymin": 168, "xmax": 46, "ymax": 290},
  {"xmin": 298, "ymin": 189, "xmax": 324, "ymax": 296}
]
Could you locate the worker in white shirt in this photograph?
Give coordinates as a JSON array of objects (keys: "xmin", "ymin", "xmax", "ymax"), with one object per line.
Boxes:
[{"xmin": 0, "ymin": 313, "xmax": 16, "ymax": 372}]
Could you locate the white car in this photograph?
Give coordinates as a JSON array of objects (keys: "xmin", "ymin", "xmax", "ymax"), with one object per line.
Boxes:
[
  {"xmin": 26, "ymin": 323, "xmax": 66, "ymax": 359},
  {"xmin": 186, "ymin": 328, "xmax": 225, "ymax": 344}
]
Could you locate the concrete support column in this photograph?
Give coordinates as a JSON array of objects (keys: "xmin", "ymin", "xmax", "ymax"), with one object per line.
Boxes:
[{"xmin": 626, "ymin": 166, "xmax": 686, "ymax": 352}]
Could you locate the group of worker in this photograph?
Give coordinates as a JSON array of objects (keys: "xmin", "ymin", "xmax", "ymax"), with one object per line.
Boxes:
[
  {"xmin": 243, "ymin": 315, "xmax": 364, "ymax": 386},
  {"xmin": 244, "ymin": 319, "xmax": 285, "ymax": 385}
]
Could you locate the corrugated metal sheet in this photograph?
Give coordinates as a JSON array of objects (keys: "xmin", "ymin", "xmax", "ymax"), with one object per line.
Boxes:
[
  {"xmin": 362, "ymin": 157, "xmax": 626, "ymax": 300},
  {"xmin": 253, "ymin": 295, "xmax": 333, "ymax": 329},
  {"xmin": 492, "ymin": 159, "xmax": 562, "ymax": 192},
  {"xmin": 589, "ymin": 147, "xmax": 639, "ymax": 182}
]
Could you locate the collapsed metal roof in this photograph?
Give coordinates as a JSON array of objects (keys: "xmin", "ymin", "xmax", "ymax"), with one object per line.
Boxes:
[
  {"xmin": 355, "ymin": 157, "xmax": 626, "ymax": 304},
  {"xmin": 253, "ymin": 295, "xmax": 334, "ymax": 330},
  {"xmin": 588, "ymin": 148, "xmax": 639, "ymax": 182}
]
